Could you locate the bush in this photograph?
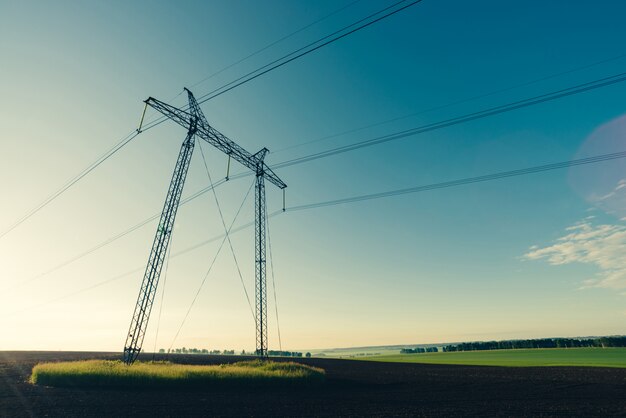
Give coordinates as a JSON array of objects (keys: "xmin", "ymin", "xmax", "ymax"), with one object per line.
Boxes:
[{"xmin": 30, "ymin": 360, "xmax": 325, "ymax": 388}]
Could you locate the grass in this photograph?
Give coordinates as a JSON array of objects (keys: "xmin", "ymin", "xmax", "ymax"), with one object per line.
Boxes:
[
  {"xmin": 30, "ymin": 359, "xmax": 325, "ymax": 387},
  {"xmin": 364, "ymin": 348, "xmax": 626, "ymax": 368}
]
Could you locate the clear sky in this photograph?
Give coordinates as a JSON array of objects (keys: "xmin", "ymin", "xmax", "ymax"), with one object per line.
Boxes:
[{"xmin": 1, "ymin": 0, "xmax": 626, "ymax": 352}]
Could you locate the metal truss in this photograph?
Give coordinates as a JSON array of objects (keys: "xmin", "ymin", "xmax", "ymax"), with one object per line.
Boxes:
[
  {"xmin": 123, "ymin": 89, "xmax": 286, "ymax": 363},
  {"xmin": 123, "ymin": 120, "xmax": 197, "ymax": 364}
]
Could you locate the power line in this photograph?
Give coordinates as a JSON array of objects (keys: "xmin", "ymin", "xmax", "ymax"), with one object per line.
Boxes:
[
  {"xmin": 0, "ymin": 0, "xmax": 420, "ymax": 242},
  {"xmin": 138, "ymin": 0, "xmax": 423, "ymax": 133},
  {"xmin": 286, "ymin": 150, "xmax": 626, "ymax": 211},
  {"xmin": 6, "ymin": 207, "xmax": 274, "ymax": 318},
  {"xmin": 0, "ymin": 130, "xmax": 141, "ymax": 241},
  {"xmin": 271, "ymin": 70, "xmax": 626, "ymax": 169},
  {"xmin": 13, "ymin": 149, "xmax": 626, "ymax": 317},
  {"xmin": 197, "ymin": 142, "xmax": 255, "ymax": 322},
  {"xmin": 167, "ymin": 179, "xmax": 256, "ymax": 353},
  {"xmin": 4, "ymin": 177, "xmax": 229, "ymax": 292},
  {"xmin": 273, "ymin": 52, "xmax": 626, "ymax": 154},
  {"xmin": 185, "ymin": 0, "xmax": 364, "ymax": 93},
  {"xmin": 96, "ymin": 64, "xmax": 626, "ymax": 275},
  {"xmin": 14, "ymin": 66, "xmax": 626, "ymax": 290},
  {"xmin": 192, "ymin": 0, "xmax": 422, "ymax": 106},
  {"xmin": 8, "ymin": 0, "xmax": 619, "ymax": 253},
  {"xmin": 5, "ymin": 265, "xmax": 144, "ymax": 317}
]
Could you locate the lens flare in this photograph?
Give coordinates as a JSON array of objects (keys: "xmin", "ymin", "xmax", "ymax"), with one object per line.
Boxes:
[{"xmin": 569, "ymin": 114, "xmax": 626, "ymax": 218}]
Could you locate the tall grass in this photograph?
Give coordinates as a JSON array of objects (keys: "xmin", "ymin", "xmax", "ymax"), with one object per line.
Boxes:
[{"xmin": 31, "ymin": 360, "xmax": 325, "ymax": 387}]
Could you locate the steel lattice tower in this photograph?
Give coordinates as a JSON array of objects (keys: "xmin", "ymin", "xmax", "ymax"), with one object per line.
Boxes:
[
  {"xmin": 254, "ymin": 150, "xmax": 269, "ymax": 356},
  {"xmin": 123, "ymin": 89, "xmax": 285, "ymax": 364}
]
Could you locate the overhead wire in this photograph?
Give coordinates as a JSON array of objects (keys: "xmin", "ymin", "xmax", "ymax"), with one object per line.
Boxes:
[
  {"xmin": 136, "ymin": 0, "xmax": 423, "ymax": 133},
  {"xmin": 197, "ymin": 142, "xmax": 256, "ymax": 322},
  {"xmin": 185, "ymin": 0, "xmax": 364, "ymax": 93},
  {"xmin": 5, "ymin": 0, "xmax": 626, "ymax": 349},
  {"xmin": 4, "ymin": 265, "xmax": 144, "ymax": 317},
  {"xmin": 0, "ymin": 0, "xmax": 419, "ymax": 243},
  {"xmin": 3, "ymin": 177, "xmax": 230, "ymax": 292},
  {"xmin": 12, "ymin": 65, "xmax": 626, "ymax": 292},
  {"xmin": 191, "ymin": 0, "xmax": 422, "ymax": 106},
  {"xmin": 270, "ymin": 70, "xmax": 626, "ymax": 169},
  {"xmin": 286, "ymin": 150, "xmax": 626, "ymax": 211},
  {"xmin": 166, "ymin": 179, "xmax": 255, "ymax": 353},
  {"xmin": 273, "ymin": 52, "xmax": 626, "ymax": 154},
  {"xmin": 0, "ymin": 130, "xmax": 141, "ymax": 241},
  {"xmin": 7, "ymin": 0, "xmax": 621, "ymax": 278},
  {"xmin": 4, "ymin": 210, "xmax": 277, "ymax": 318},
  {"xmin": 11, "ymin": 148, "xmax": 626, "ymax": 317}
]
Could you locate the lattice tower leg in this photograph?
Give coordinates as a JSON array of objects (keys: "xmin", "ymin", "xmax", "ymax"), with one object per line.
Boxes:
[
  {"xmin": 123, "ymin": 131, "xmax": 195, "ymax": 364},
  {"xmin": 255, "ymin": 174, "xmax": 268, "ymax": 357}
]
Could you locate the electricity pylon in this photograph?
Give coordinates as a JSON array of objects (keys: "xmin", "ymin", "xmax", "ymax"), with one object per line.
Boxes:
[{"xmin": 123, "ymin": 89, "xmax": 286, "ymax": 364}]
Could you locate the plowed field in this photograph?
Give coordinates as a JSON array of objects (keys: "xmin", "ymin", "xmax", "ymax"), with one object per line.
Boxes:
[{"xmin": 1, "ymin": 351, "xmax": 625, "ymax": 417}]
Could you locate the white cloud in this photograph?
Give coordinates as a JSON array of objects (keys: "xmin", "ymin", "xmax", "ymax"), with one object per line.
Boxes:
[{"xmin": 524, "ymin": 218, "xmax": 626, "ymax": 290}]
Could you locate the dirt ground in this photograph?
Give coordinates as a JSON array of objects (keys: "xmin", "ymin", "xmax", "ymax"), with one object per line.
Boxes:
[{"xmin": 1, "ymin": 351, "xmax": 625, "ymax": 417}]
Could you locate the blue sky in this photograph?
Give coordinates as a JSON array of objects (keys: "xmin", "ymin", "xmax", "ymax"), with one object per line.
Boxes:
[{"xmin": 1, "ymin": 0, "xmax": 626, "ymax": 352}]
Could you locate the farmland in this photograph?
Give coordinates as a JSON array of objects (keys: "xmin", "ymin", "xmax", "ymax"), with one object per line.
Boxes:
[
  {"xmin": 1, "ymin": 351, "xmax": 625, "ymax": 416},
  {"xmin": 365, "ymin": 347, "xmax": 626, "ymax": 368}
]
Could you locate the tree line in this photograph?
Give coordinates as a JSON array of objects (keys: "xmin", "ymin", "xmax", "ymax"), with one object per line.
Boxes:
[
  {"xmin": 159, "ymin": 348, "xmax": 311, "ymax": 357},
  {"xmin": 267, "ymin": 350, "xmax": 307, "ymax": 357},
  {"xmin": 400, "ymin": 347, "xmax": 438, "ymax": 354},
  {"xmin": 160, "ymin": 348, "xmax": 237, "ymax": 355},
  {"xmin": 442, "ymin": 336, "xmax": 626, "ymax": 352}
]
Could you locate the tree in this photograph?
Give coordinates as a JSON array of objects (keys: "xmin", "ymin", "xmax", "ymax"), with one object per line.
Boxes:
[{"xmin": 306, "ymin": 352, "xmax": 311, "ymax": 358}]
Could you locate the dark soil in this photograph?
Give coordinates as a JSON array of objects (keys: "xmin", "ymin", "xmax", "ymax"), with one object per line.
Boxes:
[{"xmin": 1, "ymin": 351, "xmax": 625, "ymax": 417}]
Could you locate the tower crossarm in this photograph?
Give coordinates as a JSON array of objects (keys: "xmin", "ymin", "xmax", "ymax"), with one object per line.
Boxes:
[{"xmin": 145, "ymin": 91, "xmax": 286, "ymax": 190}]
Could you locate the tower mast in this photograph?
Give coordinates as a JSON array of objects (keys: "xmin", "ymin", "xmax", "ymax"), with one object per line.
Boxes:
[{"xmin": 123, "ymin": 89, "xmax": 286, "ymax": 364}]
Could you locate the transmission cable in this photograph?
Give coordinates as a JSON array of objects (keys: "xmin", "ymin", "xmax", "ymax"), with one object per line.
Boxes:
[
  {"xmin": 192, "ymin": 0, "xmax": 421, "ymax": 106},
  {"xmin": 0, "ymin": 0, "xmax": 412, "ymax": 243},
  {"xmin": 4, "ymin": 177, "xmax": 229, "ymax": 293},
  {"xmin": 198, "ymin": 141, "xmax": 256, "ymax": 322},
  {"xmin": 14, "ymin": 67, "xmax": 626, "ymax": 292},
  {"xmin": 4, "ymin": 209, "xmax": 274, "ymax": 318},
  {"xmin": 185, "ymin": 0, "xmax": 364, "ymax": 94},
  {"xmin": 167, "ymin": 179, "xmax": 255, "ymax": 353},
  {"xmin": 3, "ymin": 264, "xmax": 144, "ymax": 318},
  {"xmin": 12, "ymin": 64, "xmax": 626, "ymax": 294},
  {"xmin": 12, "ymin": 148, "xmax": 626, "ymax": 318},
  {"xmin": 286, "ymin": 150, "xmax": 626, "ymax": 211},
  {"xmin": 271, "ymin": 71, "xmax": 626, "ymax": 169},
  {"xmin": 137, "ymin": 0, "xmax": 422, "ymax": 133},
  {"xmin": 0, "ymin": 130, "xmax": 141, "ymax": 241},
  {"xmin": 273, "ymin": 52, "xmax": 626, "ymax": 154}
]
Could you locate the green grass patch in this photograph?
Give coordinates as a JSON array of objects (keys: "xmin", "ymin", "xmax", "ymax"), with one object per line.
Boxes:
[
  {"xmin": 30, "ymin": 360, "xmax": 325, "ymax": 387},
  {"xmin": 363, "ymin": 348, "xmax": 626, "ymax": 368}
]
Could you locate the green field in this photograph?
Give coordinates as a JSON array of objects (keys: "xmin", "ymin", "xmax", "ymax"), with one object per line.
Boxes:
[
  {"xmin": 364, "ymin": 348, "xmax": 626, "ymax": 368},
  {"xmin": 31, "ymin": 360, "xmax": 325, "ymax": 387}
]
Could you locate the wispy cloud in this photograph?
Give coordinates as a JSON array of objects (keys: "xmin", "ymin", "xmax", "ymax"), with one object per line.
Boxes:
[
  {"xmin": 587, "ymin": 178, "xmax": 626, "ymax": 219},
  {"xmin": 524, "ymin": 214, "xmax": 626, "ymax": 290}
]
